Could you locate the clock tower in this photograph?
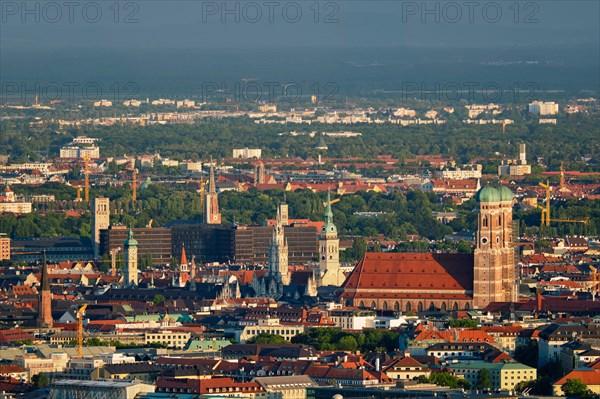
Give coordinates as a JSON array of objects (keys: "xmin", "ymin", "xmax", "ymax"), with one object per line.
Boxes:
[
  {"xmin": 319, "ymin": 191, "xmax": 342, "ymax": 286},
  {"xmin": 123, "ymin": 229, "xmax": 139, "ymax": 286}
]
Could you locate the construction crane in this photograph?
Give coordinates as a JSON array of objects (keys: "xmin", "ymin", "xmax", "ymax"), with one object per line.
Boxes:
[
  {"xmin": 322, "ymin": 197, "xmax": 341, "ymax": 208},
  {"xmin": 539, "ymin": 180, "xmax": 590, "ymax": 227},
  {"xmin": 132, "ymin": 168, "xmax": 138, "ymax": 202},
  {"xmin": 83, "ymin": 155, "xmax": 90, "ymax": 203},
  {"xmin": 76, "ymin": 304, "xmax": 87, "ymax": 358},
  {"xmin": 110, "ymin": 247, "xmax": 121, "ymax": 277},
  {"xmin": 126, "ymin": 159, "xmax": 138, "ymax": 202},
  {"xmin": 198, "ymin": 177, "xmax": 206, "ymax": 218}
]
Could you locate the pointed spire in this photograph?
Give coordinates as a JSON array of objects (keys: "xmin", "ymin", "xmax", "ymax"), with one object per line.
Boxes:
[
  {"xmin": 325, "ymin": 191, "xmax": 333, "ymax": 222},
  {"xmin": 41, "ymin": 251, "xmax": 50, "ymax": 292},
  {"xmin": 209, "ymin": 161, "xmax": 216, "ymax": 194},
  {"xmin": 180, "ymin": 244, "xmax": 188, "ymax": 266}
]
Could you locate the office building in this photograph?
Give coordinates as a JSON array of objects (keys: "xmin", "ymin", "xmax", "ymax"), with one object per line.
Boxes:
[{"xmin": 100, "ymin": 226, "xmax": 172, "ymax": 266}]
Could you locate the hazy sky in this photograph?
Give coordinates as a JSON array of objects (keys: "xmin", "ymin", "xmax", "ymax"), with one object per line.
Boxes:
[{"xmin": 1, "ymin": 1, "xmax": 599, "ymax": 49}]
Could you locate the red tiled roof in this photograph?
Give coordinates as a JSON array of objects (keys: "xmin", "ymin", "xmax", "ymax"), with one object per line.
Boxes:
[
  {"xmin": 414, "ymin": 329, "xmax": 495, "ymax": 343},
  {"xmin": 554, "ymin": 369, "xmax": 600, "ymax": 386},
  {"xmin": 383, "ymin": 356, "xmax": 426, "ymax": 370},
  {"xmin": 341, "ymin": 252, "xmax": 474, "ymax": 300},
  {"xmin": 0, "ymin": 365, "xmax": 26, "ymax": 374},
  {"xmin": 156, "ymin": 377, "xmax": 264, "ymax": 394}
]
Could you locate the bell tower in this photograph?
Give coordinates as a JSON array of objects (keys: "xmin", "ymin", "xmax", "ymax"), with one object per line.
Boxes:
[
  {"xmin": 473, "ymin": 186, "xmax": 515, "ymax": 309},
  {"xmin": 268, "ymin": 203, "xmax": 290, "ymax": 286},
  {"xmin": 123, "ymin": 229, "xmax": 139, "ymax": 286},
  {"xmin": 205, "ymin": 162, "xmax": 222, "ymax": 224},
  {"xmin": 319, "ymin": 191, "xmax": 341, "ymax": 286}
]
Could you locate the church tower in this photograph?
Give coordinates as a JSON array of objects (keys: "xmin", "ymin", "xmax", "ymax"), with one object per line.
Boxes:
[
  {"xmin": 473, "ymin": 186, "xmax": 516, "ymax": 309},
  {"xmin": 38, "ymin": 252, "xmax": 53, "ymax": 328},
  {"xmin": 204, "ymin": 163, "xmax": 222, "ymax": 224},
  {"xmin": 178, "ymin": 245, "xmax": 189, "ymax": 287},
  {"xmin": 268, "ymin": 203, "xmax": 290, "ymax": 286},
  {"xmin": 123, "ymin": 229, "xmax": 139, "ymax": 286},
  {"xmin": 255, "ymin": 161, "xmax": 266, "ymax": 185},
  {"xmin": 319, "ymin": 191, "xmax": 342, "ymax": 286},
  {"xmin": 92, "ymin": 197, "xmax": 110, "ymax": 258}
]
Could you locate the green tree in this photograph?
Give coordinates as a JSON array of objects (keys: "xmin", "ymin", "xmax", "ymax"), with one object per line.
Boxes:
[
  {"xmin": 423, "ymin": 372, "xmax": 471, "ymax": 389},
  {"xmin": 514, "ymin": 341, "xmax": 538, "ymax": 368},
  {"xmin": 337, "ymin": 336, "xmax": 358, "ymax": 351},
  {"xmin": 448, "ymin": 318, "xmax": 478, "ymax": 328},
  {"xmin": 152, "ymin": 294, "xmax": 165, "ymax": 306},
  {"xmin": 562, "ymin": 378, "xmax": 589, "ymax": 398},
  {"xmin": 32, "ymin": 372, "xmax": 49, "ymax": 388},
  {"xmin": 475, "ymin": 368, "xmax": 492, "ymax": 390},
  {"xmin": 247, "ymin": 333, "xmax": 288, "ymax": 344}
]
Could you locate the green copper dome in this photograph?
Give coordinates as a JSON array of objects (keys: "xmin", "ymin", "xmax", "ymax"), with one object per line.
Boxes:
[
  {"xmin": 124, "ymin": 228, "xmax": 138, "ymax": 246},
  {"xmin": 475, "ymin": 186, "xmax": 500, "ymax": 203},
  {"xmin": 498, "ymin": 186, "xmax": 514, "ymax": 202}
]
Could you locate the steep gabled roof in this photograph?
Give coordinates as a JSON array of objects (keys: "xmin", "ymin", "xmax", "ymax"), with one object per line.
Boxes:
[{"xmin": 341, "ymin": 252, "xmax": 474, "ymax": 300}]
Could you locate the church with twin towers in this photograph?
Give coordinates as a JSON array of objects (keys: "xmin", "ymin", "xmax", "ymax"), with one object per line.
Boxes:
[{"xmin": 92, "ymin": 164, "xmax": 516, "ymax": 309}]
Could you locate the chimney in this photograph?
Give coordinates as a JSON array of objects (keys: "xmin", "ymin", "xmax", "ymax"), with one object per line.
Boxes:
[
  {"xmin": 375, "ymin": 357, "xmax": 380, "ymax": 372},
  {"xmin": 404, "ymin": 350, "xmax": 411, "ymax": 358}
]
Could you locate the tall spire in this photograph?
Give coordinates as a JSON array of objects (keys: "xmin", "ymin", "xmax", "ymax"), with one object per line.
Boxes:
[
  {"xmin": 209, "ymin": 162, "xmax": 216, "ymax": 194},
  {"xmin": 41, "ymin": 251, "xmax": 50, "ymax": 292},
  {"xmin": 180, "ymin": 244, "xmax": 188, "ymax": 266},
  {"xmin": 38, "ymin": 250, "xmax": 53, "ymax": 328},
  {"xmin": 325, "ymin": 191, "xmax": 333, "ymax": 223},
  {"xmin": 204, "ymin": 159, "xmax": 222, "ymax": 224}
]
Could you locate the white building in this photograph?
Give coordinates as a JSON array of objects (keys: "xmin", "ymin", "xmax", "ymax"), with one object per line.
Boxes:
[
  {"xmin": 0, "ymin": 163, "xmax": 50, "ymax": 174},
  {"xmin": 72, "ymin": 137, "xmax": 98, "ymax": 145},
  {"xmin": 0, "ymin": 187, "xmax": 32, "ymax": 214},
  {"xmin": 176, "ymin": 100, "xmax": 195, "ymax": 108},
  {"xmin": 233, "ymin": 148, "xmax": 262, "ymax": 159},
  {"xmin": 393, "ymin": 108, "xmax": 416, "ymax": 118},
  {"xmin": 434, "ymin": 167, "xmax": 482, "ymax": 179},
  {"xmin": 60, "ymin": 146, "xmax": 100, "ymax": 159},
  {"xmin": 151, "ymin": 99, "xmax": 176, "ymax": 105},
  {"xmin": 49, "ymin": 380, "xmax": 154, "ymax": 399},
  {"xmin": 93, "ymin": 100, "xmax": 113, "ymax": 107},
  {"xmin": 259, "ymin": 104, "xmax": 277, "ymax": 113},
  {"xmin": 181, "ymin": 161, "xmax": 203, "ymax": 172},
  {"xmin": 144, "ymin": 331, "xmax": 191, "ymax": 349},
  {"xmin": 123, "ymin": 100, "xmax": 142, "ymax": 107},
  {"xmin": 328, "ymin": 309, "xmax": 376, "ymax": 331},
  {"xmin": 237, "ymin": 317, "xmax": 304, "ymax": 343},
  {"xmin": 529, "ymin": 101, "xmax": 559, "ymax": 115}
]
